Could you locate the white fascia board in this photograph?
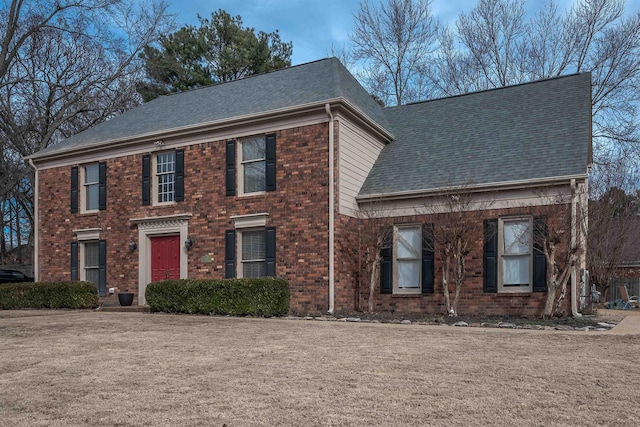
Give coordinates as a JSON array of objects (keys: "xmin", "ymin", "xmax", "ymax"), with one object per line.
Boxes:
[{"xmin": 356, "ymin": 174, "xmax": 589, "ymax": 203}]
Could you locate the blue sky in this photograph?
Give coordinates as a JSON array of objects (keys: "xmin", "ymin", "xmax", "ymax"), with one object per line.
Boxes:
[{"xmin": 167, "ymin": 0, "xmax": 640, "ymax": 65}]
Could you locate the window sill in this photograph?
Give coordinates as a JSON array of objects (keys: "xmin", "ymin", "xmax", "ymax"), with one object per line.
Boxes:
[
  {"xmin": 496, "ymin": 292, "xmax": 533, "ymax": 297},
  {"xmin": 238, "ymin": 191, "xmax": 267, "ymax": 198},
  {"xmin": 79, "ymin": 210, "xmax": 99, "ymax": 215},
  {"xmin": 391, "ymin": 293, "xmax": 423, "ymax": 298}
]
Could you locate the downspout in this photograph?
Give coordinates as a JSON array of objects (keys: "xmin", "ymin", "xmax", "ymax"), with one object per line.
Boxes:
[
  {"xmin": 570, "ymin": 179, "xmax": 581, "ymax": 318},
  {"xmin": 28, "ymin": 159, "xmax": 39, "ymax": 282},
  {"xmin": 325, "ymin": 103, "xmax": 335, "ymax": 314}
]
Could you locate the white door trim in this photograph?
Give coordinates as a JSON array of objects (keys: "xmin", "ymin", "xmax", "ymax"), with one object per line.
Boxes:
[{"xmin": 132, "ymin": 214, "xmax": 191, "ymax": 305}]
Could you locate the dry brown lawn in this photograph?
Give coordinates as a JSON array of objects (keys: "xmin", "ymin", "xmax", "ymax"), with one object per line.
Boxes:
[{"xmin": 1, "ymin": 311, "xmax": 639, "ymax": 426}]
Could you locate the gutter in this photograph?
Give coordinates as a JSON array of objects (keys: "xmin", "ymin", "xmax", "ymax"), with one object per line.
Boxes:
[
  {"xmin": 28, "ymin": 159, "xmax": 39, "ymax": 281},
  {"xmin": 357, "ymin": 174, "xmax": 589, "ymax": 202},
  {"xmin": 571, "ymin": 178, "xmax": 581, "ymax": 318},
  {"xmin": 326, "ymin": 104, "xmax": 335, "ymax": 315}
]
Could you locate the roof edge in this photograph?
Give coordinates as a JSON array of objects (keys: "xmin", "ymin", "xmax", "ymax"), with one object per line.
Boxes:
[
  {"xmin": 356, "ymin": 174, "xmax": 588, "ymax": 202},
  {"xmin": 27, "ymin": 96, "xmax": 393, "ymax": 163}
]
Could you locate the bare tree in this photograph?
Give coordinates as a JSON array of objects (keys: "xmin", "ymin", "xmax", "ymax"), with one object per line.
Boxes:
[
  {"xmin": 418, "ymin": 187, "xmax": 494, "ymax": 317},
  {"xmin": 0, "ymin": 0, "xmax": 173, "ymax": 259},
  {"xmin": 586, "ymin": 159, "xmax": 640, "ymax": 301},
  {"xmin": 355, "ymin": 204, "xmax": 395, "ymax": 312},
  {"xmin": 350, "ymin": 0, "xmax": 439, "ymax": 105}
]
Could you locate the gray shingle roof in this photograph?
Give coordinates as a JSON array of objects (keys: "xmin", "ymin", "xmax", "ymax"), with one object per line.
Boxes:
[
  {"xmin": 358, "ymin": 73, "xmax": 591, "ymax": 197},
  {"xmin": 30, "ymin": 58, "xmax": 389, "ymax": 159}
]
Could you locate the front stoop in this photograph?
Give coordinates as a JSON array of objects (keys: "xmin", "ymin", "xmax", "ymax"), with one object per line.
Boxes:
[
  {"xmin": 98, "ymin": 304, "xmax": 150, "ymax": 313},
  {"xmin": 98, "ymin": 295, "xmax": 149, "ymax": 312}
]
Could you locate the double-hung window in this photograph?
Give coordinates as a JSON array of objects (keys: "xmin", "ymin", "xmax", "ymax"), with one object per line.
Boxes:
[
  {"xmin": 156, "ymin": 152, "xmax": 176, "ymax": 203},
  {"xmin": 499, "ymin": 217, "xmax": 533, "ymax": 292},
  {"xmin": 71, "ymin": 162, "xmax": 106, "ymax": 213},
  {"xmin": 240, "ymin": 229, "xmax": 267, "ymax": 278},
  {"xmin": 82, "ymin": 242, "xmax": 100, "ymax": 285},
  {"xmin": 240, "ymin": 136, "xmax": 266, "ymax": 194},
  {"xmin": 83, "ymin": 164, "xmax": 99, "ymax": 211},
  {"xmin": 141, "ymin": 150, "xmax": 184, "ymax": 206},
  {"xmin": 394, "ymin": 225, "xmax": 422, "ymax": 294}
]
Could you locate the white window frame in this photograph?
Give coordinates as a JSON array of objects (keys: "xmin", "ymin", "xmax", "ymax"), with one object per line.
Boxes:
[
  {"xmin": 153, "ymin": 151, "xmax": 176, "ymax": 205},
  {"xmin": 80, "ymin": 240, "xmax": 100, "ymax": 284},
  {"xmin": 238, "ymin": 135, "xmax": 266, "ymax": 196},
  {"xmin": 237, "ymin": 228, "xmax": 267, "ymax": 278},
  {"xmin": 80, "ymin": 163, "xmax": 99, "ymax": 213},
  {"xmin": 393, "ymin": 224, "xmax": 422, "ymax": 295},
  {"xmin": 498, "ymin": 216, "xmax": 533, "ymax": 293}
]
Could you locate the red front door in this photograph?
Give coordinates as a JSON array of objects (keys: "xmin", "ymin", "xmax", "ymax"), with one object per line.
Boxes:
[{"xmin": 151, "ymin": 235, "xmax": 181, "ymax": 282}]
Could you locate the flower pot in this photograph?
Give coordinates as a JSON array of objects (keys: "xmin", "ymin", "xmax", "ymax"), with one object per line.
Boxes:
[{"xmin": 118, "ymin": 292, "xmax": 134, "ymax": 306}]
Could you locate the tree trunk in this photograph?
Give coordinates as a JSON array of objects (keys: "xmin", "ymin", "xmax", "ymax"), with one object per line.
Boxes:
[
  {"xmin": 543, "ymin": 244, "xmax": 557, "ymax": 318},
  {"xmin": 442, "ymin": 250, "xmax": 451, "ymax": 315},
  {"xmin": 452, "ymin": 254, "xmax": 465, "ymax": 316},
  {"xmin": 368, "ymin": 253, "xmax": 381, "ymax": 313}
]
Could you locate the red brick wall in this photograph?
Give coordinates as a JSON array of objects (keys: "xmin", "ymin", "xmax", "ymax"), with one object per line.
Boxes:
[
  {"xmin": 38, "ymin": 123, "xmax": 331, "ymax": 312},
  {"xmin": 334, "ymin": 205, "xmax": 574, "ymax": 318}
]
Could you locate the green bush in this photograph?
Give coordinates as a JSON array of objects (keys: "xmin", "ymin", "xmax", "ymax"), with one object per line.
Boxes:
[
  {"xmin": 0, "ymin": 281, "xmax": 99, "ymax": 309},
  {"xmin": 145, "ymin": 277, "xmax": 290, "ymax": 316}
]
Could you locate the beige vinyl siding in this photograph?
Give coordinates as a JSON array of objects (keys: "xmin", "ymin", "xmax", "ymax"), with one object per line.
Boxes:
[{"xmin": 337, "ymin": 116, "xmax": 386, "ymax": 216}]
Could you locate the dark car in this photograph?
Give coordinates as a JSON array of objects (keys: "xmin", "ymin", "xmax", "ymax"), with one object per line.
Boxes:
[{"xmin": 0, "ymin": 269, "xmax": 34, "ymax": 284}]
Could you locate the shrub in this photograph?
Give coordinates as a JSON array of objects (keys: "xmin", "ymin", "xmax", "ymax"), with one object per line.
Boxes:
[
  {"xmin": 0, "ymin": 281, "xmax": 99, "ymax": 309},
  {"xmin": 145, "ymin": 277, "xmax": 290, "ymax": 316}
]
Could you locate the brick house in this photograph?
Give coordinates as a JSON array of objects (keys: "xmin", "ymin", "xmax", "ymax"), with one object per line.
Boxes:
[{"xmin": 27, "ymin": 58, "xmax": 592, "ymax": 316}]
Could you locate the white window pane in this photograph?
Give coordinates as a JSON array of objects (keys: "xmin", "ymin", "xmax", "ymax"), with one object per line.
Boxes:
[
  {"xmin": 244, "ymin": 161, "xmax": 266, "ymax": 193},
  {"xmin": 85, "ymin": 243, "xmax": 99, "ymax": 267},
  {"xmin": 397, "ymin": 227, "xmax": 420, "ymax": 258},
  {"xmin": 85, "ymin": 164, "xmax": 99, "ymax": 183},
  {"xmin": 85, "ymin": 269, "xmax": 99, "ymax": 285},
  {"xmin": 398, "ymin": 260, "xmax": 420, "ymax": 288},
  {"xmin": 157, "ymin": 152, "xmax": 175, "ymax": 173},
  {"xmin": 86, "ymin": 184, "xmax": 99, "ymax": 210},
  {"xmin": 242, "ymin": 138, "xmax": 266, "ymax": 161},
  {"xmin": 503, "ymin": 255, "xmax": 529, "ymax": 285},
  {"xmin": 504, "ymin": 220, "xmax": 531, "ymax": 255},
  {"xmin": 243, "ymin": 261, "xmax": 266, "ymax": 278},
  {"xmin": 242, "ymin": 231, "xmax": 265, "ymax": 261}
]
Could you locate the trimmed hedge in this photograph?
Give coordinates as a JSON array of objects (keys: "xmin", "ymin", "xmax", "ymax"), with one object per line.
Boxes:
[
  {"xmin": 145, "ymin": 277, "xmax": 290, "ymax": 316},
  {"xmin": 0, "ymin": 281, "xmax": 99, "ymax": 309}
]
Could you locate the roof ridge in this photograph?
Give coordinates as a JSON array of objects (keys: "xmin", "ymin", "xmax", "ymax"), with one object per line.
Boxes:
[
  {"xmin": 159, "ymin": 57, "xmax": 337, "ymax": 99},
  {"xmin": 385, "ymin": 72, "xmax": 589, "ymax": 110}
]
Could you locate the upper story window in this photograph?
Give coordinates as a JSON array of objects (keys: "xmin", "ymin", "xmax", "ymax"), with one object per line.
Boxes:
[
  {"xmin": 156, "ymin": 152, "xmax": 176, "ymax": 203},
  {"xmin": 83, "ymin": 164, "xmax": 99, "ymax": 211},
  {"xmin": 141, "ymin": 150, "xmax": 184, "ymax": 206},
  {"xmin": 71, "ymin": 162, "xmax": 106, "ymax": 214},
  {"xmin": 240, "ymin": 136, "xmax": 266, "ymax": 194},
  {"xmin": 499, "ymin": 217, "xmax": 532, "ymax": 292},
  {"xmin": 226, "ymin": 134, "xmax": 276, "ymax": 196}
]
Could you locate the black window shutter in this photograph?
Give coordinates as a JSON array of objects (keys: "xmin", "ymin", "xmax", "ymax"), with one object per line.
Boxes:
[
  {"xmin": 225, "ymin": 230, "xmax": 236, "ymax": 278},
  {"xmin": 142, "ymin": 154, "xmax": 151, "ymax": 205},
  {"xmin": 265, "ymin": 133, "xmax": 276, "ymax": 192},
  {"xmin": 226, "ymin": 140, "xmax": 236, "ymax": 196},
  {"xmin": 483, "ymin": 219, "xmax": 498, "ymax": 293},
  {"xmin": 422, "ymin": 223, "xmax": 435, "ymax": 294},
  {"xmin": 175, "ymin": 149, "xmax": 184, "ymax": 202},
  {"xmin": 380, "ymin": 228, "xmax": 393, "ymax": 294},
  {"xmin": 70, "ymin": 166, "xmax": 79, "ymax": 213},
  {"xmin": 70, "ymin": 241, "xmax": 79, "ymax": 281},
  {"xmin": 98, "ymin": 240, "xmax": 107, "ymax": 297},
  {"xmin": 98, "ymin": 162, "xmax": 107, "ymax": 211},
  {"xmin": 265, "ymin": 227, "xmax": 276, "ymax": 276},
  {"xmin": 533, "ymin": 216, "xmax": 548, "ymax": 292}
]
